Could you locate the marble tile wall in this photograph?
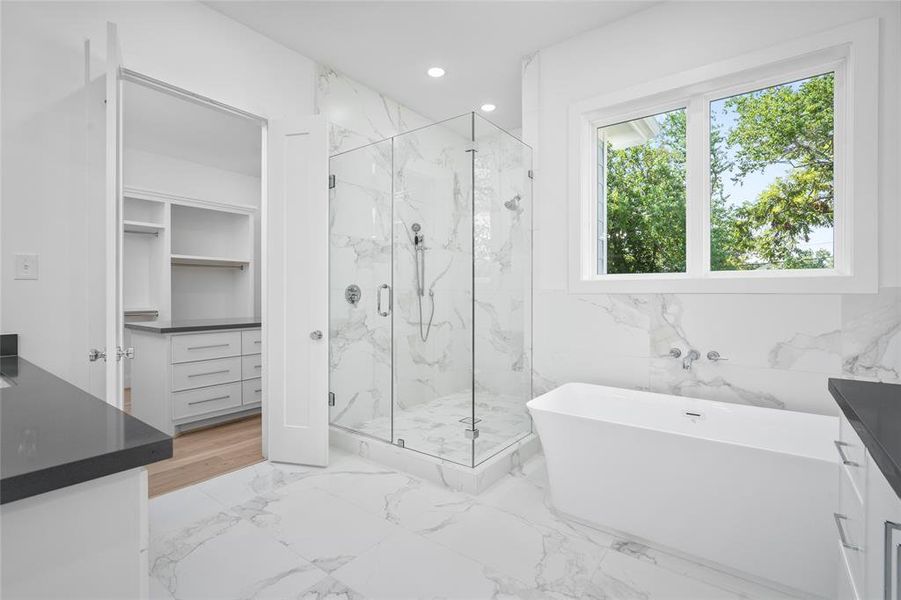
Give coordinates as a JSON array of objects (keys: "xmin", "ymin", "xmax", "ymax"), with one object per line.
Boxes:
[{"xmin": 531, "ymin": 288, "xmax": 901, "ymax": 416}]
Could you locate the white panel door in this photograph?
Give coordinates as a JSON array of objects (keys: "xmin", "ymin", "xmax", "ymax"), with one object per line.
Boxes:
[
  {"xmin": 105, "ymin": 22, "xmax": 125, "ymax": 408},
  {"xmin": 266, "ymin": 116, "xmax": 329, "ymax": 465}
]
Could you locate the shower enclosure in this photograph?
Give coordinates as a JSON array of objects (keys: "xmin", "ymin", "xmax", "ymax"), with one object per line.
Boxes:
[{"xmin": 328, "ymin": 112, "xmax": 532, "ymax": 468}]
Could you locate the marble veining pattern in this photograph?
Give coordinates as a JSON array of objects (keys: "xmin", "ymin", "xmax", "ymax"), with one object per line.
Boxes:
[{"xmin": 149, "ymin": 449, "xmax": 801, "ymax": 600}]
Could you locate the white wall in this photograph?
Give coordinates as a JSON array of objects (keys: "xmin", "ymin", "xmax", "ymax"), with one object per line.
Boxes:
[
  {"xmin": 1, "ymin": 0, "xmax": 316, "ymax": 395},
  {"xmin": 525, "ymin": 1, "xmax": 901, "ymax": 415}
]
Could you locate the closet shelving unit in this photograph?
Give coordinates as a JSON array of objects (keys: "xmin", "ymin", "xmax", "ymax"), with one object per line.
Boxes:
[{"xmin": 122, "ymin": 187, "xmax": 255, "ymax": 322}]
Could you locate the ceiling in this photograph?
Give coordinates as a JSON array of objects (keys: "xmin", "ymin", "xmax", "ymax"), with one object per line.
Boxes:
[
  {"xmin": 123, "ymin": 80, "xmax": 262, "ymax": 177},
  {"xmin": 205, "ymin": 1, "xmax": 657, "ymax": 130}
]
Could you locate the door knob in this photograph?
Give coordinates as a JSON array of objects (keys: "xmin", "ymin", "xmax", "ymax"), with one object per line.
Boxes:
[{"xmin": 310, "ymin": 330, "xmax": 323, "ymax": 340}]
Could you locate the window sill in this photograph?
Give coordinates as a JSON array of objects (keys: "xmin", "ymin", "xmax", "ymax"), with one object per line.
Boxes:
[{"xmin": 569, "ymin": 271, "xmax": 877, "ymax": 295}]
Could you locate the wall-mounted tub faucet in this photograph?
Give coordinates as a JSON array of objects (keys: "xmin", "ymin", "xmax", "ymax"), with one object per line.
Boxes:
[{"xmin": 682, "ymin": 349, "xmax": 700, "ymax": 370}]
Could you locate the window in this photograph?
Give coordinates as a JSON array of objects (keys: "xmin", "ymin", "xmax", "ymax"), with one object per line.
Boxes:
[
  {"xmin": 709, "ymin": 73, "xmax": 835, "ymax": 272},
  {"xmin": 570, "ymin": 21, "xmax": 878, "ymax": 294},
  {"xmin": 598, "ymin": 108, "xmax": 686, "ymax": 275}
]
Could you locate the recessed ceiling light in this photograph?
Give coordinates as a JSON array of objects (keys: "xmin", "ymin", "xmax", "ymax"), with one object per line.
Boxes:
[
  {"xmin": 427, "ymin": 67, "xmax": 445, "ymax": 78},
  {"xmin": 480, "ymin": 103, "xmax": 496, "ymax": 113}
]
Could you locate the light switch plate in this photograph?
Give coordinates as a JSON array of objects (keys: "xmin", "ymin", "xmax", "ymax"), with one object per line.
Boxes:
[{"xmin": 14, "ymin": 254, "xmax": 38, "ymax": 280}]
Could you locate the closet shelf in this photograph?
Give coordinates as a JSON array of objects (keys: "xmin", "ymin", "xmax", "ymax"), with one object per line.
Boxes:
[
  {"xmin": 170, "ymin": 254, "xmax": 250, "ymax": 269},
  {"xmin": 124, "ymin": 220, "xmax": 166, "ymax": 234}
]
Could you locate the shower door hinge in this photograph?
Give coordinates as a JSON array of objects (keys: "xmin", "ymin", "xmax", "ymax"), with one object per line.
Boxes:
[
  {"xmin": 328, "ymin": 174, "xmax": 336, "ymax": 189},
  {"xmin": 328, "ymin": 391, "xmax": 335, "ymax": 407},
  {"xmin": 528, "ymin": 169, "xmax": 534, "ymax": 180},
  {"xmin": 464, "ymin": 428, "xmax": 480, "ymax": 440}
]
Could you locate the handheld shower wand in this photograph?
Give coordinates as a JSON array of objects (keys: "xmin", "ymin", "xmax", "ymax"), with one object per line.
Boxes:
[{"xmin": 411, "ymin": 223, "xmax": 436, "ymax": 342}]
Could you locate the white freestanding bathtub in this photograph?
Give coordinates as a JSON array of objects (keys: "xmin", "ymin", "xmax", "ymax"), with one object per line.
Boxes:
[{"xmin": 528, "ymin": 383, "xmax": 838, "ymax": 598}]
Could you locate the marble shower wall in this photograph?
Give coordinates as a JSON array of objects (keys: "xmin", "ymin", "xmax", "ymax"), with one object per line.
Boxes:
[{"xmin": 532, "ymin": 288, "xmax": 901, "ymax": 416}]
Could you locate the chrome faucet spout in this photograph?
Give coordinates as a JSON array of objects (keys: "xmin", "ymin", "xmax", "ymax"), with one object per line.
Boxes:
[{"xmin": 682, "ymin": 349, "xmax": 700, "ymax": 370}]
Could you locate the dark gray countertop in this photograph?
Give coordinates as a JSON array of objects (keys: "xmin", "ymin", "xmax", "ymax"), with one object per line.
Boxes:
[
  {"xmin": 829, "ymin": 378, "xmax": 901, "ymax": 499},
  {"xmin": 0, "ymin": 356, "xmax": 172, "ymax": 504},
  {"xmin": 125, "ymin": 317, "xmax": 261, "ymax": 334}
]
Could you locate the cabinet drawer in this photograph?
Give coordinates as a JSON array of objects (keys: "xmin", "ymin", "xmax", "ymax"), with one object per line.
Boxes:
[
  {"xmin": 839, "ymin": 414, "xmax": 868, "ymax": 501},
  {"xmin": 241, "ymin": 355, "xmax": 263, "ymax": 380},
  {"xmin": 173, "ymin": 382, "xmax": 242, "ymax": 420},
  {"xmin": 242, "ymin": 329, "xmax": 262, "ymax": 355},
  {"xmin": 172, "ymin": 357, "xmax": 241, "ymax": 392},
  {"xmin": 172, "ymin": 332, "xmax": 241, "ymax": 363},
  {"xmin": 242, "ymin": 378, "xmax": 262, "ymax": 405}
]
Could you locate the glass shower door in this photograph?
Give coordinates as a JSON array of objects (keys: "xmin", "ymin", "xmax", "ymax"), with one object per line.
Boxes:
[
  {"xmin": 328, "ymin": 140, "xmax": 393, "ymax": 442},
  {"xmin": 391, "ymin": 114, "xmax": 475, "ymax": 466}
]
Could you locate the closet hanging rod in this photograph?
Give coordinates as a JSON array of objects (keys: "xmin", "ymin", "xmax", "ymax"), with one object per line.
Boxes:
[
  {"xmin": 171, "ymin": 263, "xmax": 246, "ymax": 271},
  {"xmin": 124, "ymin": 309, "xmax": 159, "ymax": 317}
]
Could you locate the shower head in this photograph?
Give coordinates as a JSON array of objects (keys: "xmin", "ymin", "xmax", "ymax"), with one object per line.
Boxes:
[{"xmin": 504, "ymin": 195, "xmax": 522, "ymax": 211}]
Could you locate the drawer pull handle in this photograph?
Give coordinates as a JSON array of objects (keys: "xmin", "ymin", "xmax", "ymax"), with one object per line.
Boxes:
[
  {"xmin": 834, "ymin": 513, "xmax": 862, "ymax": 551},
  {"xmin": 254, "ymin": 365, "xmax": 262, "ymax": 369},
  {"xmin": 188, "ymin": 369, "xmax": 230, "ymax": 378},
  {"xmin": 834, "ymin": 440, "xmax": 860, "ymax": 467},
  {"xmin": 187, "ymin": 343, "xmax": 231, "ymax": 351},
  {"xmin": 254, "ymin": 388, "xmax": 262, "ymax": 393},
  {"xmin": 254, "ymin": 340, "xmax": 262, "ymax": 344},
  {"xmin": 188, "ymin": 395, "xmax": 230, "ymax": 406}
]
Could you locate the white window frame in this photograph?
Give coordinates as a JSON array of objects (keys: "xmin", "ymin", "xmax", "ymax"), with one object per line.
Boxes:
[{"xmin": 568, "ymin": 18, "xmax": 879, "ymax": 294}]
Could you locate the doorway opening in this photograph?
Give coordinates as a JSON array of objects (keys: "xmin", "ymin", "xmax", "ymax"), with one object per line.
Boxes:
[{"xmin": 118, "ymin": 72, "xmax": 266, "ymax": 496}]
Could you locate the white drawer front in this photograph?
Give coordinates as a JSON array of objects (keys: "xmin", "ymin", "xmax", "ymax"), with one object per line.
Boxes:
[
  {"xmin": 839, "ymin": 414, "xmax": 868, "ymax": 501},
  {"xmin": 242, "ymin": 378, "xmax": 262, "ymax": 405},
  {"xmin": 171, "ymin": 331, "xmax": 241, "ymax": 364},
  {"xmin": 173, "ymin": 382, "xmax": 242, "ymax": 420},
  {"xmin": 242, "ymin": 329, "xmax": 262, "ymax": 355},
  {"xmin": 241, "ymin": 355, "xmax": 263, "ymax": 380},
  {"xmin": 172, "ymin": 356, "xmax": 241, "ymax": 392}
]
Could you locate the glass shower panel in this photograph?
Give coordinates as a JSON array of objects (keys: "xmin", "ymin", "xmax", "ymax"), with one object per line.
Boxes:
[
  {"xmin": 472, "ymin": 115, "xmax": 533, "ymax": 465},
  {"xmin": 328, "ymin": 140, "xmax": 393, "ymax": 442},
  {"xmin": 391, "ymin": 114, "xmax": 474, "ymax": 466}
]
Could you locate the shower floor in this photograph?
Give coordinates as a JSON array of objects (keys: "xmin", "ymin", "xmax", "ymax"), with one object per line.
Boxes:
[{"xmin": 352, "ymin": 392, "xmax": 532, "ymax": 466}]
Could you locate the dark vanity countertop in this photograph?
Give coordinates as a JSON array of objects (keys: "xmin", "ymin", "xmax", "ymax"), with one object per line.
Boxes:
[
  {"xmin": 829, "ymin": 378, "xmax": 901, "ymax": 499},
  {"xmin": 125, "ymin": 317, "xmax": 261, "ymax": 334},
  {"xmin": 0, "ymin": 356, "xmax": 172, "ymax": 504}
]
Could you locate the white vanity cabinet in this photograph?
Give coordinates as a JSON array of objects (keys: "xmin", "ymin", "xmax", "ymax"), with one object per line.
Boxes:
[
  {"xmin": 129, "ymin": 324, "xmax": 262, "ymax": 436},
  {"xmin": 835, "ymin": 412, "xmax": 901, "ymax": 600}
]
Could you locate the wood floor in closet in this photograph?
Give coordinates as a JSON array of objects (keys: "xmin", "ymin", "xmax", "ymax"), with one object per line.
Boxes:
[{"xmin": 124, "ymin": 389, "xmax": 264, "ymax": 497}]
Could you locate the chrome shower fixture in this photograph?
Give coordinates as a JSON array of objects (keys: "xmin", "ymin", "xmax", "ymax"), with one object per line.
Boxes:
[
  {"xmin": 504, "ymin": 194, "xmax": 522, "ymax": 211},
  {"xmin": 411, "ymin": 222, "xmax": 435, "ymax": 342}
]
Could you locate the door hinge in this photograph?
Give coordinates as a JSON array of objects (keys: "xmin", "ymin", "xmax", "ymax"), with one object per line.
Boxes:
[
  {"xmin": 464, "ymin": 428, "xmax": 480, "ymax": 440},
  {"xmin": 88, "ymin": 348, "xmax": 107, "ymax": 362},
  {"xmin": 328, "ymin": 174, "xmax": 336, "ymax": 189},
  {"xmin": 528, "ymin": 169, "xmax": 534, "ymax": 180},
  {"xmin": 328, "ymin": 391, "xmax": 336, "ymax": 407},
  {"xmin": 116, "ymin": 346, "xmax": 135, "ymax": 361}
]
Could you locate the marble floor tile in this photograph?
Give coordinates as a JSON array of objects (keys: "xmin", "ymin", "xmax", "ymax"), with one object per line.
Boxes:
[
  {"xmin": 332, "ymin": 529, "xmax": 522, "ymax": 600},
  {"xmin": 150, "ymin": 449, "xmax": 801, "ymax": 600},
  {"xmin": 151, "ymin": 516, "xmax": 328, "ymax": 600},
  {"xmin": 297, "ymin": 576, "xmax": 367, "ymax": 600},
  {"xmin": 236, "ymin": 484, "xmax": 400, "ymax": 573}
]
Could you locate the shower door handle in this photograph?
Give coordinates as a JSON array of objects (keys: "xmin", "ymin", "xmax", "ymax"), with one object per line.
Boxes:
[{"xmin": 377, "ymin": 284, "xmax": 392, "ymax": 317}]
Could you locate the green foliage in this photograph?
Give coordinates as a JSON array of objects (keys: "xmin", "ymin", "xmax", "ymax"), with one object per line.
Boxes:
[
  {"xmin": 604, "ymin": 72, "xmax": 835, "ymax": 274},
  {"xmin": 712, "ymin": 72, "xmax": 834, "ymax": 270},
  {"xmin": 605, "ymin": 110, "xmax": 686, "ymax": 274}
]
